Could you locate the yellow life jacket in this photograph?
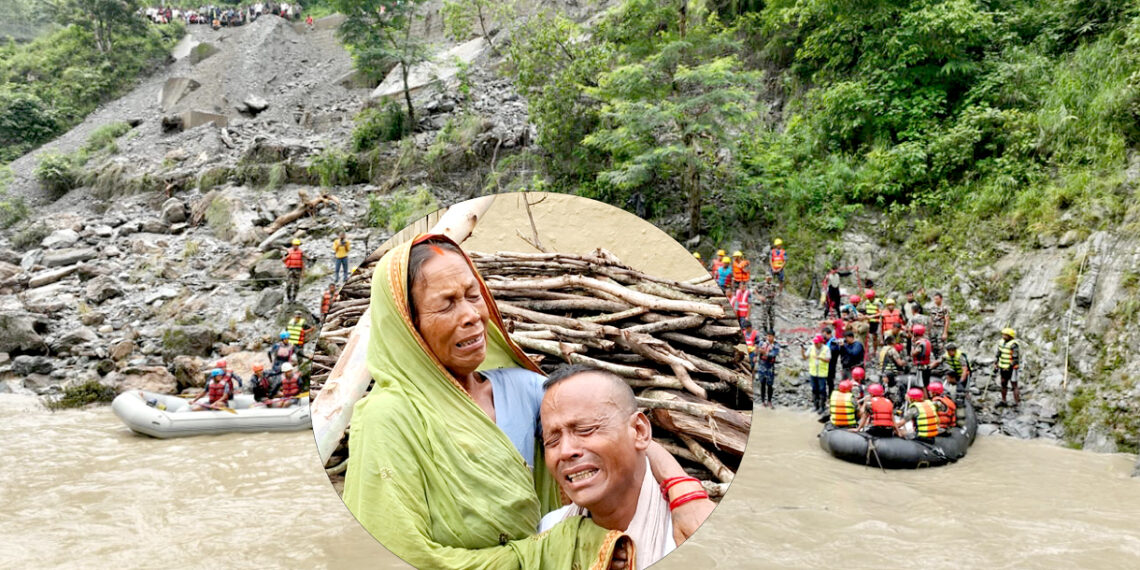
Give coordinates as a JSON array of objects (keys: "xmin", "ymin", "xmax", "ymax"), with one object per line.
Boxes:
[
  {"xmin": 998, "ymin": 339, "xmax": 1019, "ymax": 370},
  {"xmin": 945, "ymin": 351, "xmax": 967, "ymax": 376},
  {"xmin": 808, "ymin": 344, "xmax": 830, "ymax": 377},
  {"xmin": 829, "ymin": 391, "xmax": 857, "ymax": 427},
  {"xmin": 910, "ymin": 400, "xmax": 939, "ymax": 438},
  {"xmin": 287, "ymin": 318, "xmax": 305, "ymax": 345}
]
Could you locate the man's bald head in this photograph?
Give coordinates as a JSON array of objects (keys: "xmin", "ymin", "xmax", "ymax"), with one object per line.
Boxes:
[{"xmin": 542, "ymin": 364, "xmax": 637, "ymax": 415}]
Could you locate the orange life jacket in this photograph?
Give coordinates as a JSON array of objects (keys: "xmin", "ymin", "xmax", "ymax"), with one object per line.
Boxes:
[
  {"xmin": 770, "ymin": 248, "xmax": 786, "ymax": 271},
  {"xmin": 870, "ymin": 396, "xmax": 894, "ymax": 427},
  {"xmin": 881, "ymin": 309, "xmax": 903, "ymax": 332},
  {"xmin": 732, "ymin": 258, "xmax": 750, "ymax": 283},
  {"xmin": 321, "ymin": 291, "xmax": 333, "ymax": 315},
  {"xmin": 934, "ymin": 395, "xmax": 957, "ymax": 429},
  {"xmin": 284, "ymin": 247, "xmax": 304, "ymax": 269}
]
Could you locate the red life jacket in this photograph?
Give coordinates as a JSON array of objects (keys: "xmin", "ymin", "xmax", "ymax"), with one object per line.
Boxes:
[
  {"xmin": 934, "ymin": 395, "xmax": 957, "ymax": 429},
  {"xmin": 870, "ymin": 397, "xmax": 894, "ymax": 427},
  {"xmin": 321, "ymin": 291, "xmax": 333, "ymax": 315},
  {"xmin": 914, "ymin": 338, "xmax": 932, "ymax": 366},
  {"xmin": 770, "ymin": 248, "xmax": 786, "ymax": 271},
  {"xmin": 732, "ymin": 289, "xmax": 751, "ymax": 317},
  {"xmin": 206, "ymin": 380, "xmax": 228, "ymax": 404},
  {"xmin": 284, "ymin": 247, "xmax": 304, "ymax": 269},
  {"xmin": 743, "ymin": 328, "xmax": 759, "ymax": 348},
  {"xmin": 281, "ymin": 375, "xmax": 300, "ymax": 398},
  {"xmin": 254, "ymin": 373, "xmax": 269, "ymax": 392}
]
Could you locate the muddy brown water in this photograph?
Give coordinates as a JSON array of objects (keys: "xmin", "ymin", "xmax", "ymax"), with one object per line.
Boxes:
[{"xmin": 4, "ymin": 396, "xmax": 1138, "ymax": 568}]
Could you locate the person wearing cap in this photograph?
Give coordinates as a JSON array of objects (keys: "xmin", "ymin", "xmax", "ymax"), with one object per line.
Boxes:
[
  {"xmin": 287, "ymin": 310, "xmax": 311, "ymax": 359},
  {"xmin": 730, "ymin": 281, "xmax": 752, "ymax": 328},
  {"xmin": 283, "ymin": 238, "xmax": 305, "ymax": 302},
  {"xmin": 928, "ymin": 381, "xmax": 957, "ymax": 434},
  {"xmin": 769, "ymin": 238, "xmax": 786, "ymax": 292},
  {"xmin": 897, "ymin": 387, "xmax": 939, "ymax": 442},
  {"xmin": 880, "ymin": 298, "xmax": 904, "ymax": 342},
  {"xmin": 822, "ymin": 326, "xmax": 841, "ymax": 401},
  {"xmin": 217, "ymin": 359, "xmax": 243, "ymax": 394},
  {"xmin": 755, "ymin": 329, "xmax": 780, "ymax": 408},
  {"xmin": 994, "ymin": 327, "xmax": 1021, "ymax": 406},
  {"xmin": 192, "ymin": 368, "xmax": 232, "ymax": 411},
  {"xmin": 934, "ymin": 342, "xmax": 970, "ymax": 401},
  {"xmin": 910, "ymin": 324, "xmax": 933, "ymax": 388},
  {"xmin": 828, "ymin": 380, "xmax": 858, "ymax": 428},
  {"xmin": 802, "ymin": 334, "xmax": 831, "ymax": 413},
  {"xmin": 741, "ymin": 321, "xmax": 760, "ymax": 371},
  {"xmin": 709, "ymin": 249, "xmax": 727, "ymax": 278},
  {"xmin": 271, "ymin": 362, "xmax": 302, "ymax": 407},
  {"xmin": 877, "ymin": 341, "xmax": 907, "ymax": 405},
  {"xmin": 731, "ymin": 250, "xmax": 750, "ymax": 289},
  {"xmin": 716, "ymin": 256, "xmax": 733, "ymax": 291},
  {"xmin": 250, "ymin": 363, "xmax": 279, "ymax": 403},
  {"xmin": 857, "ymin": 383, "xmax": 902, "ymax": 437},
  {"xmin": 756, "ymin": 274, "xmax": 779, "ymax": 333},
  {"xmin": 333, "ymin": 231, "xmax": 351, "ymax": 284}
]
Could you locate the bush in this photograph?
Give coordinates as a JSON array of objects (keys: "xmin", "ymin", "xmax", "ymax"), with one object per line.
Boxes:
[
  {"xmin": 35, "ymin": 151, "xmax": 84, "ymax": 198},
  {"xmin": 311, "ymin": 147, "xmax": 357, "ymax": 187},
  {"xmin": 46, "ymin": 380, "xmax": 117, "ymax": 411},
  {"xmin": 83, "ymin": 121, "xmax": 132, "ymax": 154},
  {"xmin": 352, "ymin": 102, "xmax": 408, "ymax": 151},
  {"xmin": 0, "ymin": 88, "xmax": 59, "ymax": 162},
  {"xmin": 368, "ymin": 186, "xmax": 440, "ymax": 232},
  {"xmin": 11, "ymin": 220, "xmax": 49, "ymax": 250}
]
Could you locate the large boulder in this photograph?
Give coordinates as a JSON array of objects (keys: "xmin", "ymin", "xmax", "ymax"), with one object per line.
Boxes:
[
  {"xmin": 115, "ymin": 366, "xmax": 177, "ymax": 394},
  {"xmin": 251, "ymin": 256, "xmax": 287, "ymax": 284},
  {"xmin": 11, "ymin": 355, "xmax": 53, "ymax": 376},
  {"xmin": 42, "ymin": 228, "xmax": 80, "ymax": 249},
  {"xmin": 85, "ymin": 276, "xmax": 124, "ymax": 304},
  {"xmin": 161, "ymin": 325, "xmax": 221, "ymax": 360},
  {"xmin": 171, "ymin": 355, "xmax": 206, "ymax": 389},
  {"xmin": 50, "ymin": 326, "xmax": 99, "ymax": 354},
  {"xmin": 253, "ymin": 288, "xmax": 285, "ymax": 317},
  {"xmin": 0, "ymin": 260, "xmax": 19, "ymax": 282},
  {"xmin": 41, "ymin": 247, "xmax": 99, "ymax": 267},
  {"xmin": 109, "ymin": 339, "xmax": 137, "ymax": 361},
  {"xmin": 161, "ymin": 198, "xmax": 187, "ymax": 224},
  {"xmin": 0, "ymin": 313, "xmax": 47, "ymax": 353}
]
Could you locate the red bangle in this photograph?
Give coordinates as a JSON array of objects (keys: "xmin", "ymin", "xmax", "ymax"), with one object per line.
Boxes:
[
  {"xmin": 669, "ymin": 490, "xmax": 709, "ymax": 511},
  {"xmin": 660, "ymin": 476, "xmax": 699, "ymax": 498}
]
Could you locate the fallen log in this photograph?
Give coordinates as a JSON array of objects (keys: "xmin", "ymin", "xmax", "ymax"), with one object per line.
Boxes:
[
  {"xmin": 266, "ymin": 190, "xmax": 342, "ymax": 233},
  {"xmin": 490, "ymin": 275, "xmax": 725, "ymax": 318}
]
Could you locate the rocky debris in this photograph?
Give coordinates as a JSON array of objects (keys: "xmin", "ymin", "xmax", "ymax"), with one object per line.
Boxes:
[
  {"xmin": 42, "ymin": 229, "xmax": 80, "ymax": 249},
  {"xmin": 85, "ymin": 276, "xmax": 124, "ymax": 304},
  {"xmin": 161, "ymin": 325, "xmax": 221, "ymax": 360},
  {"xmin": 160, "ymin": 77, "xmax": 201, "ymax": 111},
  {"xmin": 0, "ymin": 313, "xmax": 47, "ymax": 354},
  {"xmin": 252, "ymin": 256, "xmax": 287, "ymax": 284},
  {"xmin": 1082, "ymin": 426, "xmax": 1118, "ymax": 453},
  {"xmin": 162, "ymin": 198, "xmax": 187, "ymax": 224},
  {"xmin": 0, "ymin": 261, "xmax": 20, "ymax": 281},
  {"xmin": 50, "ymin": 326, "xmax": 99, "ymax": 354},
  {"xmin": 109, "ymin": 340, "xmax": 136, "ymax": 361},
  {"xmin": 12, "ymin": 355, "xmax": 53, "ymax": 376},
  {"xmin": 41, "ymin": 247, "xmax": 99, "ymax": 267},
  {"xmin": 171, "ymin": 355, "xmax": 207, "ymax": 389},
  {"xmin": 112, "ymin": 366, "xmax": 178, "ymax": 394},
  {"xmin": 242, "ymin": 94, "xmax": 270, "ymax": 115},
  {"xmin": 371, "ymin": 37, "xmax": 489, "ymax": 102},
  {"xmin": 254, "ymin": 288, "xmax": 284, "ymax": 317}
]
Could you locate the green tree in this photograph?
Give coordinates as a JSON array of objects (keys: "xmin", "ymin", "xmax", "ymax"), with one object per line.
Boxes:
[
  {"xmin": 440, "ymin": 0, "xmax": 515, "ymax": 54},
  {"xmin": 46, "ymin": 0, "xmax": 144, "ymax": 54},
  {"xmin": 332, "ymin": 0, "xmax": 431, "ymax": 127},
  {"xmin": 583, "ymin": 1, "xmax": 762, "ymax": 237}
]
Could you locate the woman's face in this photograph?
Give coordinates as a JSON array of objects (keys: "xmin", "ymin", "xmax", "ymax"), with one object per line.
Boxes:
[{"xmin": 411, "ymin": 251, "xmax": 489, "ymax": 378}]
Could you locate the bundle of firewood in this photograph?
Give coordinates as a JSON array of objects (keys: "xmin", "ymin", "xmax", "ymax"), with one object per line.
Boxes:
[{"xmin": 312, "ymin": 249, "xmax": 752, "ymax": 494}]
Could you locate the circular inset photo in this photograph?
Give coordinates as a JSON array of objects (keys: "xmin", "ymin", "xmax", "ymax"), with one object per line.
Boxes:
[{"xmin": 310, "ymin": 192, "xmax": 753, "ymax": 568}]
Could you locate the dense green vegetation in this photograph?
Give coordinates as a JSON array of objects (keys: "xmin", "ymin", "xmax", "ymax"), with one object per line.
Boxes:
[
  {"xmin": 503, "ymin": 0, "xmax": 1140, "ymax": 288},
  {"xmin": 0, "ymin": 12, "xmax": 182, "ymax": 163},
  {"xmin": 46, "ymin": 380, "xmax": 117, "ymax": 410}
]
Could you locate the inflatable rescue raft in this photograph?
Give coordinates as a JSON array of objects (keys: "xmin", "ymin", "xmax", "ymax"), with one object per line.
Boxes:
[
  {"xmin": 112, "ymin": 390, "xmax": 311, "ymax": 438},
  {"xmin": 819, "ymin": 401, "xmax": 978, "ymax": 469}
]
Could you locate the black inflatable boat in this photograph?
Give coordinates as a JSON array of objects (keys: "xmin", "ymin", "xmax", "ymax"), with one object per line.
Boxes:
[{"xmin": 819, "ymin": 401, "xmax": 978, "ymax": 469}]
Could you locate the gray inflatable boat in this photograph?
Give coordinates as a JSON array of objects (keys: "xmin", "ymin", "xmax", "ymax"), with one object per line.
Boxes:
[
  {"xmin": 112, "ymin": 390, "xmax": 311, "ymax": 438},
  {"xmin": 818, "ymin": 401, "xmax": 978, "ymax": 469}
]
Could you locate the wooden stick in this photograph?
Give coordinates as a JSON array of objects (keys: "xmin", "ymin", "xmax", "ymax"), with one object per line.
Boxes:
[
  {"xmin": 580, "ymin": 306, "xmax": 650, "ymax": 324},
  {"xmin": 490, "ymin": 275, "xmax": 725, "ymax": 318},
  {"xmin": 678, "ymin": 433, "xmax": 734, "ymax": 483},
  {"xmin": 623, "ymin": 315, "xmax": 707, "ymax": 335},
  {"xmin": 511, "ymin": 335, "xmax": 586, "ymax": 362}
]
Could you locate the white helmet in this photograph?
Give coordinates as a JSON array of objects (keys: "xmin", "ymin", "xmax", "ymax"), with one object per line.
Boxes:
[{"xmin": 281, "ymin": 363, "xmax": 294, "ymax": 373}]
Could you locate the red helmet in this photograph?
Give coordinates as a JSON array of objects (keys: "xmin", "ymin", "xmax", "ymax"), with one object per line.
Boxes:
[
  {"xmin": 215, "ymin": 359, "xmax": 227, "ymax": 369},
  {"xmin": 907, "ymin": 388, "xmax": 925, "ymax": 401},
  {"xmin": 838, "ymin": 380, "xmax": 853, "ymax": 393},
  {"xmin": 912, "ymin": 324, "xmax": 926, "ymax": 336},
  {"xmin": 928, "ymin": 381, "xmax": 944, "ymax": 395},
  {"xmin": 849, "ymin": 295, "xmax": 862, "ymax": 304},
  {"xmin": 895, "ymin": 343, "xmax": 904, "ymax": 352},
  {"xmin": 867, "ymin": 383, "xmax": 885, "ymax": 397},
  {"xmin": 864, "ymin": 289, "xmax": 876, "ymax": 300},
  {"xmin": 852, "ymin": 367, "xmax": 866, "ymax": 381},
  {"xmin": 813, "ymin": 335, "xmax": 824, "ymax": 344}
]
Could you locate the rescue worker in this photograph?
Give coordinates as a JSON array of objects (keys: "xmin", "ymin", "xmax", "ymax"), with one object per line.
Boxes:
[
  {"xmin": 928, "ymin": 292, "xmax": 950, "ymax": 358},
  {"xmin": 849, "ymin": 366, "xmax": 867, "ymax": 401},
  {"xmin": 769, "ymin": 238, "xmax": 786, "ymax": 292},
  {"xmin": 756, "ymin": 274, "xmax": 779, "ymax": 333},
  {"xmin": 731, "ymin": 250, "xmax": 751, "ymax": 289},
  {"xmin": 829, "ymin": 380, "xmax": 858, "ymax": 428},
  {"xmin": 994, "ymin": 327, "xmax": 1021, "ymax": 406},
  {"xmin": 742, "ymin": 322, "xmax": 760, "ymax": 371},
  {"xmin": 192, "ymin": 368, "xmax": 231, "ymax": 411},
  {"xmin": 880, "ymin": 298, "xmax": 904, "ymax": 343},
  {"xmin": 857, "ymin": 383, "xmax": 901, "ymax": 437},
  {"xmin": 928, "ymin": 381, "xmax": 957, "ymax": 433},
  {"xmin": 268, "ymin": 331, "xmax": 295, "ymax": 372},
  {"xmin": 903, "ymin": 289, "xmax": 924, "ymax": 322},
  {"xmin": 710, "ymin": 249, "xmax": 727, "ymax": 277},
  {"xmin": 935, "ymin": 342, "xmax": 971, "ymax": 402},
  {"xmin": 898, "ymin": 388, "xmax": 939, "ymax": 442},
  {"xmin": 910, "ymin": 324, "xmax": 933, "ymax": 388},
  {"xmin": 333, "ymin": 232, "xmax": 351, "ymax": 284},
  {"xmin": 283, "ymin": 238, "xmax": 305, "ymax": 302},
  {"xmin": 859, "ymin": 289, "xmax": 883, "ymax": 355},
  {"xmin": 731, "ymin": 281, "xmax": 752, "ymax": 328},
  {"xmin": 250, "ymin": 364, "xmax": 277, "ymax": 403},
  {"xmin": 272, "ymin": 363, "xmax": 302, "ymax": 408},
  {"xmin": 802, "ymin": 335, "xmax": 831, "ymax": 414},
  {"xmin": 878, "ymin": 341, "xmax": 907, "ymax": 405},
  {"xmin": 287, "ymin": 310, "xmax": 309, "ymax": 357},
  {"xmin": 321, "ymin": 283, "xmax": 337, "ymax": 322},
  {"xmin": 755, "ymin": 330, "xmax": 779, "ymax": 408},
  {"xmin": 692, "ymin": 251, "xmax": 702, "ymax": 265},
  {"xmin": 716, "ymin": 256, "xmax": 733, "ymax": 291},
  {"xmin": 838, "ymin": 331, "xmax": 866, "ymax": 383},
  {"xmin": 216, "ymin": 359, "xmax": 242, "ymax": 394}
]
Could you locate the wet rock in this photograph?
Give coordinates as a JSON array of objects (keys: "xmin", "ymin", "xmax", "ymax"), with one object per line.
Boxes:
[
  {"xmin": 23, "ymin": 373, "xmax": 57, "ymax": 393},
  {"xmin": 1083, "ymin": 425, "xmax": 1118, "ymax": 453},
  {"xmin": 977, "ymin": 424, "xmax": 1001, "ymax": 437},
  {"xmin": 254, "ymin": 288, "xmax": 285, "ymax": 317},
  {"xmin": 172, "ymin": 355, "xmax": 206, "ymax": 389},
  {"xmin": 161, "ymin": 198, "xmax": 187, "ymax": 224},
  {"xmin": 12, "ymin": 355, "xmax": 53, "ymax": 376},
  {"xmin": 109, "ymin": 340, "xmax": 137, "ymax": 361},
  {"xmin": 85, "ymin": 276, "xmax": 124, "ymax": 304},
  {"xmin": 116, "ymin": 366, "xmax": 177, "ymax": 394},
  {"xmin": 41, "ymin": 247, "xmax": 98, "ymax": 267},
  {"xmin": 51, "ymin": 326, "xmax": 98, "ymax": 353},
  {"xmin": 1001, "ymin": 417, "xmax": 1036, "ymax": 439},
  {"xmin": 0, "ymin": 313, "xmax": 47, "ymax": 353},
  {"xmin": 161, "ymin": 325, "xmax": 221, "ymax": 360},
  {"xmin": 42, "ymin": 229, "xmax": 80, "ymax": 249}
]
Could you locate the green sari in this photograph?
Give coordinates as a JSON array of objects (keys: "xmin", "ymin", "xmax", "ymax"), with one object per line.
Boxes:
[{"xmin": 341, "ymin": 234, "xmax": 627, "ymax": 569}]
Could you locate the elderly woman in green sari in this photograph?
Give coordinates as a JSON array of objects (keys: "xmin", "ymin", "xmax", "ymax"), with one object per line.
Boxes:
[{"xmin": 342, "ymin": 235, "xmax": 705, "ymax": 569}]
